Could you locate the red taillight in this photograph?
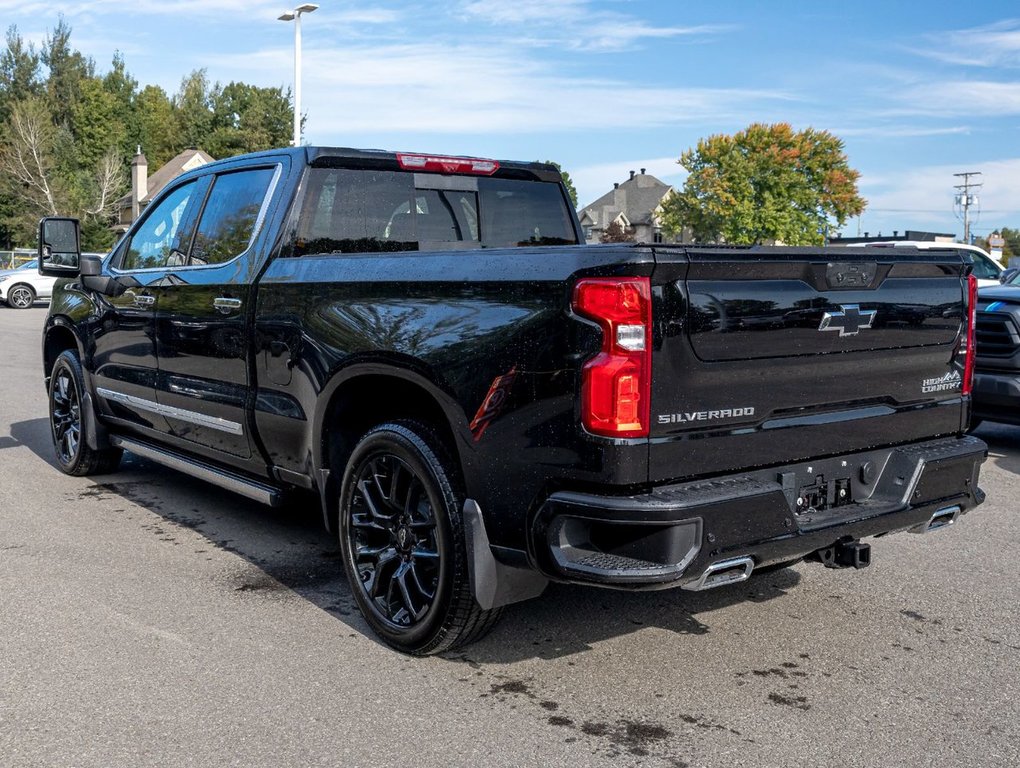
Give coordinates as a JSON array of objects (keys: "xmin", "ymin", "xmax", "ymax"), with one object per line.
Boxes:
[
  {"xmin": 572, "ymin": 277, "xmax": 651, "ymax": 438},
  {"xmin": 963, "ymin": 273, "xmax": 978, "ymax": 395},
  {"xmin": 396, "ymin": 153, "xmax": 500, "ymax": 175}
]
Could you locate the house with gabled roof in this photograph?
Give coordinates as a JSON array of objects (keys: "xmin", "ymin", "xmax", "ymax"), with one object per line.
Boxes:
[
  {"xmin": 577, "ymin": 168, "xmax": 680, "ymax": 244},
  {"xmin": 114, "ymin": 147, "xmax": 215, "ymax": 233}
]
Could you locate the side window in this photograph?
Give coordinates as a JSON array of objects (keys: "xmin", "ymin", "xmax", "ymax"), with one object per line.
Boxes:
[
  {"xmin": 972, "ymin": 255, "xmax": 999, "ymax": 280},
  {"xmin": 190, "ymin": 168, "xmax": 275, "ymax": 266},
  {"xmin": 121, "ymin": 182, "xmax": 196, "ymax": 271},
  {"xmin": 296, "ymin": 169, "xmax": 415, "ymax": 255}
]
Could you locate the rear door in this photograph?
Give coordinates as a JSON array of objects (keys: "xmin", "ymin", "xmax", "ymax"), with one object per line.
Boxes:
[{"xmin": 649, "ymin": 246, "xmax": 969, "ymax": 483}]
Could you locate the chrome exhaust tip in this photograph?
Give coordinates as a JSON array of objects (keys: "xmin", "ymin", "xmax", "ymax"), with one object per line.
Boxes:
[
  {"xmin": 682, "ymin": 556, "xmax": 755, "ymax": 591},
  {"xmin": 910, "ymin": 505, "xmax": 961, "ymax": 534}
]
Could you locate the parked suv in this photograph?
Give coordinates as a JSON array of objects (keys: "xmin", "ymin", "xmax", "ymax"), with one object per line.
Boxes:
[{"xmin": 0, "ymin": 259, "xmax": 55, "ymax": 308}]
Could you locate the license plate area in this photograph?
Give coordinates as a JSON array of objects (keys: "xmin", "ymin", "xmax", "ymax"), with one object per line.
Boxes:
[{"xmin": 796, "ymin": 474, "xmax": 853, "ymax": 523}]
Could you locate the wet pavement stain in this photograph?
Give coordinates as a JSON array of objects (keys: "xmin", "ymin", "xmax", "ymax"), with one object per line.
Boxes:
[
  {"xmin": 900, "ymin": 609, "xmax": 942, "ymax": 626},
  {"xmin": 474, "ymin": 672, "xmax": 691, "ymax": 764},
  {"xmin": 234, "ymin": 576, "xmax": 286, "ymax": 593},
  {"xmin": 488, "ymin": 679, "xmax": 533, "ymax": 698},
  {"xmin": 768, "ymin": 692, "xmax": 811, "ymax": 711},
  {"xmin": 678, "ymin": 714, "xmax": 741, "ymax": 736}
]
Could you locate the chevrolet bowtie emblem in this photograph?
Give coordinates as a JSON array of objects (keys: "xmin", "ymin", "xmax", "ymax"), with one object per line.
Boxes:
[{"xmin": 819, "ymin": 304, "xmax": 876, "ymax": 337}]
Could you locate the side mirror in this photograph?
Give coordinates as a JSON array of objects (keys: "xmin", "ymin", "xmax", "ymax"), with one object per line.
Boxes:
[
  {"xmin": 79, "ymin": 252, "xmax": 125, "ymax": 297},
  {"xmin": 38, "ymin": 217, "xmax": 82, "ymax": 276}
]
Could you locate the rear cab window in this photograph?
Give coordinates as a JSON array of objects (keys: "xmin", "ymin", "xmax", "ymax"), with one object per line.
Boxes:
[{"xmin": 293, "ymin": 167, "xmax": 577, "ymax": 256}]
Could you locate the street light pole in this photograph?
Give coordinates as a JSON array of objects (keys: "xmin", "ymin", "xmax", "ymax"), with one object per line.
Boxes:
[{"xmin": 278, "ymin": 4, "xmax": 319, "ymax": 147}]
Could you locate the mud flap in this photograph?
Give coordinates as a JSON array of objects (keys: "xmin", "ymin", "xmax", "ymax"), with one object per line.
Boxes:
[{"xmin": 463, "ymin": 499, "xmax": 548, "ymax": 610}]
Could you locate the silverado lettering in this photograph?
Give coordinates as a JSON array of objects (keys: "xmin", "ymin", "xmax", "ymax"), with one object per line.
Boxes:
[
  {"xmin": 658, "ymin": 408, "xmax": 755, "ymax": 424},
  {"xmin": 36, "ymin": 146, "xmax": 988, "ymax": 656}
]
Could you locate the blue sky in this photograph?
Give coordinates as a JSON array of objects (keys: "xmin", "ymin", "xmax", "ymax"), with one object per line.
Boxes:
[{"xmin": 7, "ymin": 1, "xmax": 1020, "ymax": 239}]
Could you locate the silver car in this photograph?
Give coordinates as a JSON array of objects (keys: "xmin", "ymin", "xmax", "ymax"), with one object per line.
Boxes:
[{"xmin": 0, "ymin": 259, "xmax": 57, "ymax": 309}]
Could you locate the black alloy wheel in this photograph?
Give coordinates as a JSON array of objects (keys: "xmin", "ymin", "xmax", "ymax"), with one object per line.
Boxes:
[
  {"xmin": 50, "ymin": 363, "xmax": 82, "ymax": 466},
  {"xmin": 47, "ymin": 351, "xmax": 122, "ymax": 476},
  {"xmin": 7, "ymin": 284, "xmax": 35, "ymax": 309},
  {"xmin": 349, "ymin": 452, "xmax": 443, "ymax": 627},
  {"xmin": 338, "ymin": 422, "xmax": 502, "ymax": 655}
]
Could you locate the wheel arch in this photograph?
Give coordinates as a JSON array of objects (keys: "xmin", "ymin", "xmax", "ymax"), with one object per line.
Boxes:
[
  {"xmin": 42, "ymin": 319, "xmax": 85, "ymax": 383},
  {"xmin": 312, "ymin": 361, "xmax": 469, "ymax": 534}
]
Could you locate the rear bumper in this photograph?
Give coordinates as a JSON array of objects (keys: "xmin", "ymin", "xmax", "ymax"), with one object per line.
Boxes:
[{"xmin": 531, "ymin": 436, "xmax": 987, "ymax": 589}]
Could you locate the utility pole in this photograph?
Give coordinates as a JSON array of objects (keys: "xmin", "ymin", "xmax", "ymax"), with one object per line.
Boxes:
[{"xmin": 954, "ymin": 171, "xmax": 982, "ymax": 244}]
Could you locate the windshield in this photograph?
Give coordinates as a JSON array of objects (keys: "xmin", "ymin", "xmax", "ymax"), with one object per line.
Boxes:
[{"xmin": 15, "ymin": 259, "xmax": 38, "ymax": 270}]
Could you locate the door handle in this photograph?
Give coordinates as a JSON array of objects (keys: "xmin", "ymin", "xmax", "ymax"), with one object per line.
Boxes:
[
  {"xmin": 214, "ymin": 297, "xmax": 243, "ymax": 314},
  {"xmin": 133, "ymin": 293, "xmax": 155, "ymax": 308}
]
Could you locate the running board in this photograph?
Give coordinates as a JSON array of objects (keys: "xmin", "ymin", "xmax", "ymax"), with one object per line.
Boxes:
[{"xmin": 109, "ymin": 436, "xmax": 284, "ymax": 507}]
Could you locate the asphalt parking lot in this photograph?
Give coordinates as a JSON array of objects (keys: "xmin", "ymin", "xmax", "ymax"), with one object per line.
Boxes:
[{"xmin": 1, "ymin": 305, "xmax": 1018, "ymax": 768}]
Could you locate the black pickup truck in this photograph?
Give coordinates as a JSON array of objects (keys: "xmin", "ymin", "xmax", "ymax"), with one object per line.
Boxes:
[{"xmin": 38, "ymin": 146, "xmax": 987, "ymax": 654}]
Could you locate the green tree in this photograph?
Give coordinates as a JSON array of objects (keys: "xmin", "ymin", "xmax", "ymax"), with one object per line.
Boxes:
[
  {"xmin": 542, "ymin": 160, "xmax": 577, "ymax": 208},
  {"xmin": 135, "ymin": 85, "xmax": 179, "ymax": 168},
  {"xmin": 660, "ymin": 122, "xmax": 866, "ymax": 245},
  {"xmin": 103, "ymin": 51, "xmax": 138, "ymax": 154},
  {"xmin": 41, "ymin": 17, "xmax": 93, "ymax": 130},
  {"xmin": 71, "ymin": 77, "xmax": 120, "ymax": 169},
  {"xmin": 175, "ymin": 69, "xmax": 213, "ymax": 149},
  {"xmin": 206, "ymin": 81, "xmax": 292, "ymax": 157},
  {"xmin": 0, "ymin": 25, "xmax": 41, "ymax": 123}
]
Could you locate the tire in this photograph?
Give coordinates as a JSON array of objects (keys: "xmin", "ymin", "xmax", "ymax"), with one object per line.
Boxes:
[
  {"xmin": 7, "ymin": 283, "xmax": 35, "ymax": 309},
  {"xmin": 338, "ymin": 421, "xmax": 502, "ymax": 655},
  {"xmin": 48, "ymin": 350, "xmax": 123, "ymax": 476}
]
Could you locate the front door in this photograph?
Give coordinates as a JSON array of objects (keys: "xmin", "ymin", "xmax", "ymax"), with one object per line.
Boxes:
[
  {"xmin": 92, "ymin": 180, "xmax": 200, "ymax": 435},
  {"xmin": 153, "ymin": 164, "xmax": 281, "ymax": 461}
]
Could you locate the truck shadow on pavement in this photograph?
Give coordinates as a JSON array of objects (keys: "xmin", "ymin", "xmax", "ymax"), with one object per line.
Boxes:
[
  {"xmin": 973, "ymin": 422, "xmax": 1020, "ymax": 477},
  {"xmin": 10, "ymin": 416, "xmax": 802, "ymax": 662}
]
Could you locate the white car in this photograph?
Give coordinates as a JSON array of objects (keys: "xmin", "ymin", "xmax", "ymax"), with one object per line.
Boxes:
[
  {"xmin": 844, "ymin": 240, "xmax": 1004, "ymax": 287},
  {"xmin": 0, "ymin": 259, "xmax": 57, "ymax": 309}
]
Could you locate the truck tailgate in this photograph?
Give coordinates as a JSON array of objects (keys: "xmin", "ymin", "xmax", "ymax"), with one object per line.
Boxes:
[{"xmin": 649, "ymin": 246, "xmax": 970, "ymax": 484}]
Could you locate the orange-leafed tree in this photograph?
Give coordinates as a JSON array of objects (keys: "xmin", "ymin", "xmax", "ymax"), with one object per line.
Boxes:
[{"xmin": 660, "ymin": 122, "xmax": 866, "ymax": 245}]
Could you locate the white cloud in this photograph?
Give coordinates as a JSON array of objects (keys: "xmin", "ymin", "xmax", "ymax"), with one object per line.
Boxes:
[
  {"xmin": 0, "ymin": 0, "xmax": 280, "ymax": 16},
  {"xmin": 832, "ymin": 125, "xmax": 972, "ymax": 139},
  {"xmin": 461, "ymin": 0, "xmax": 731, "ymax": 52},
  {"xmin": 0, "ymin": 1, "xmax": 395, "ymax": 23},
  {"xmin": 856, "ymin": 158, "xmax": 1020, "ymax": 234},
  {"xmin": 896, "ymin": 81, "xmax": 1020, "ymax": 118},
  {"xmin": 912, "ymin": 19, "xmax": 1020, "ymax": 68},
  {"xmin": 205, "ymin": 42, "xmax": 797, "ymax": 136}
]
